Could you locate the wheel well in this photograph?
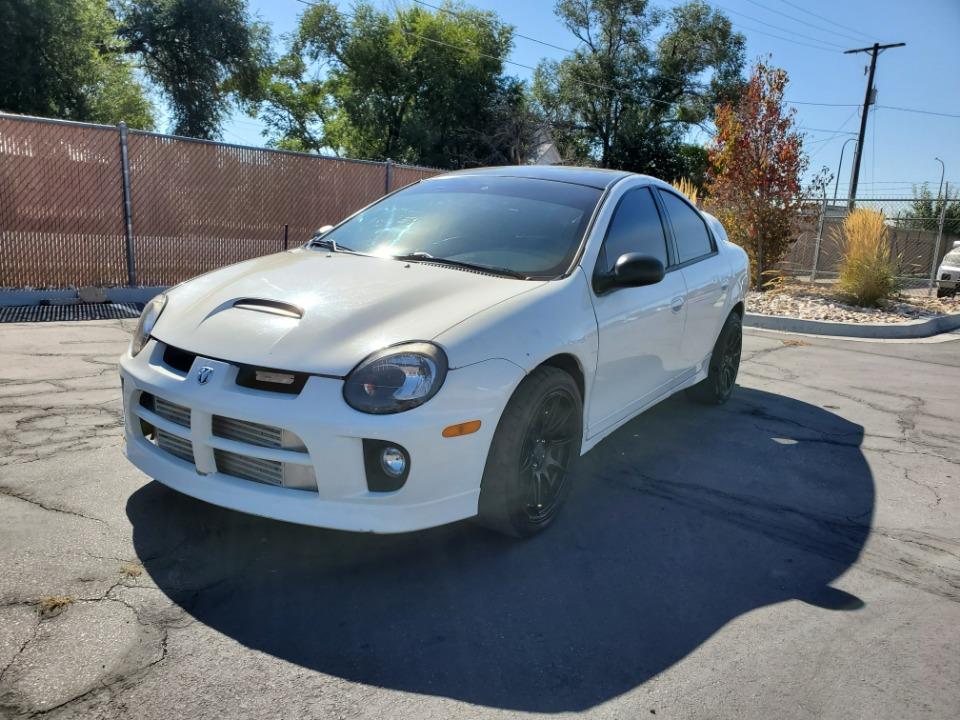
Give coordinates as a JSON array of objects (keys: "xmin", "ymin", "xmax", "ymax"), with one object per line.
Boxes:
[
  {"xmin": 732, "ymin": 301, "xmax": 744, "ymax": 318},
  {"xmin": 539, "ymin": 354, "xmax": 585, "ymax": 401}
]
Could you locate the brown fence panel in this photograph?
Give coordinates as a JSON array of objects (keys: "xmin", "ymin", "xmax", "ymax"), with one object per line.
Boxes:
[
  {"xmin": 0, "ymin": 117, "xmax": 127, "ymax": 288},
  {"xmin": 0, "ymin": 113, "xmax": 442, "ymax": 290},
  {"xmin": 391, "ymin": 164, "xmax": 438, "ymax": 191},
  {"xmin": 127, "ymin": 134, "xmax": 400, "ymax": 286}
]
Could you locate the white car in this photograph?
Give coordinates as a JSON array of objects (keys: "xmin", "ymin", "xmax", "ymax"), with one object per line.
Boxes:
[
  {"xmin": 936, "ymin": 241, "xmax": 960, "ymax": 297},
  {"xmin": 120, "ymin": 166, "xmax": 748, "ymax": 537}
]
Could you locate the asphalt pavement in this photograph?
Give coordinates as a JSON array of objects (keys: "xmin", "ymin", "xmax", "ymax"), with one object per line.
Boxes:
[{"xmin": 0, "ymin": 320, "xmax": 958, "ymax": 719}]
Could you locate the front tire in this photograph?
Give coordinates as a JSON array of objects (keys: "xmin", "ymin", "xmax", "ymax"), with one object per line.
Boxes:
[
  {"xmin": 686, "ymin": 310, "xmax": 742, "ymax": 405},
  {"xmin": 476, "ymin": 367, "xmax": 582, "ymax": 538}
]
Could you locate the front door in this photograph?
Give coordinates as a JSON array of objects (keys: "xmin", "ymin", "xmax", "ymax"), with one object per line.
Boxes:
[{"xmin": 588, "ymin": 186, "xmax": 688, "ymax": 437}]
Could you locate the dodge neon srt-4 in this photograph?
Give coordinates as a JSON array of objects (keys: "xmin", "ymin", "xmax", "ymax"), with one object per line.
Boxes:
[{"xmin": 120, "ymin": 166, "xmax": 748, "ymax": 537}]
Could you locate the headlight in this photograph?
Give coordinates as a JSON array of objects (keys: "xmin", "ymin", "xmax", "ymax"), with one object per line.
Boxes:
[
  {"xmin": 343, "ymin": 342, "xmax": 448, "ymax": 414},
  {"xmin": 131, "ymin": 294, "xmax": 166, "ymax": 356}
]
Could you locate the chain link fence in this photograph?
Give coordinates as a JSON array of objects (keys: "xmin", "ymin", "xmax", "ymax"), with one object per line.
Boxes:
[
  {"xmin": 778, "ymin": 195, "xmax": 959, "ymax": 291},
  {"xmin": 0, "ymin": 112, "xmax": 439, "ymax": 289}
]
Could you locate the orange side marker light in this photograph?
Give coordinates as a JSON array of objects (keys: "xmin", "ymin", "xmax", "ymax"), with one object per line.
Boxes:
[{"xmin": 442, "ymin": 420, "xmax": 482, "ymax": 438}]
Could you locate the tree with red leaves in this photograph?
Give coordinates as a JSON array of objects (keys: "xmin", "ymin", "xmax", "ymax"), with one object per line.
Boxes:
[{"xmin": 706, "ymin": 60, "xmax": 807, "ymax": 289}]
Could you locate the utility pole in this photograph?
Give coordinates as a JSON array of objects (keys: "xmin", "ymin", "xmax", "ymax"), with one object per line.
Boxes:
[{"xmin": 844, "ymin": 42, "xmax": 905, "ymax": 209}]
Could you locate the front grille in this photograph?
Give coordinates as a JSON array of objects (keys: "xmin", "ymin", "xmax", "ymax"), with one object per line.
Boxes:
[
  {"xmin": 159, "ymin": 343, "xmax": 309, "ymax": 395},
  {"xmin": 156, "ymin": 429, "xmax": 194, "ymax": 463},
  {"xmin": 214, "ymin": 449, "xmax": 283, "ymax": 486},
  {"xmin": 162, "ymin": 345, "xmax": 197, "ymax": 373},
  {"xmin": 213, "ymin": 415, "xmax": 283, "ymax": 448},
  {"xmin": 135, "ymin": 391, "xmax": 316, "ymax": 491},
  {"xmin": 140, "ymin": 393, "xmax": 190, "ymax": 428}
]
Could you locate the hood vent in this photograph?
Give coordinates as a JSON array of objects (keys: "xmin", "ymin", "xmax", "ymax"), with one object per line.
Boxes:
[{"xmin": 232, "ymin": 298, "xmax": 303, "ymax": 320}]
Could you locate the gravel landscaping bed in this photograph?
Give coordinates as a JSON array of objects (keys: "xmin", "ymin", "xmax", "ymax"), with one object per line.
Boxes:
[{"xmin": 747, "ymin": 285, "xmax": 960, "ymax": 324}]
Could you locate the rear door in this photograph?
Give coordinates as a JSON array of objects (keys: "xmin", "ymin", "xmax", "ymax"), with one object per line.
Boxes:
[
  {"xmin": 656, "ymin": 189, "xmax": 730, "ymax": 371},
  {"xmin": 587, "ymin": 186, "xmax": 688, "ymax": 435}
]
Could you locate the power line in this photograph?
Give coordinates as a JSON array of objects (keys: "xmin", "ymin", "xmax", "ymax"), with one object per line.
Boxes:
[
  {"xmin": 412, "ymin": 0, "xmax": 576, "ymax": 54},
  {"xmin": 774, "ymin": 0, "xmax": 873, "ymax": 42},
  {"xmin": 742, "ymin": 0, "xmax": 866, "ymax": 44},
  {"xmin": 786, "ymin": 100, "xmax": 861, "ymax": 107},
  {"xmin": 796, "ymin": 125, "xmax": 858, "ymax": 135},
  {"xmin": 658, "ymin": 0, "xmax": 842, "ymax": 53},
  {"xmin": 876, "ymin": 105, "xmax": 960, "ymax": 119},
  {"xmin": 806, "ymin": 107, "xmax": 860, "ymax": 161},
  {"xmin": 683, "ymin": 0, "xmax": 847, "ymax": 50}
]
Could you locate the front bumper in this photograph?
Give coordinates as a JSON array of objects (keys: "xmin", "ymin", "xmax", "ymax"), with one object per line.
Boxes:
[{"xmin": 120, "ymin": 339, "xmax": 523, "ymax": 532}]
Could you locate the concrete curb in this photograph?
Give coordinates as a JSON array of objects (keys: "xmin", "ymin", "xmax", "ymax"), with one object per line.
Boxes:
[
  {"xmin": 744, "ymin": 311, "xmax": 960, "ymax": 339},
  {"xmin": 0, "ymin": 287, "xmax": 166, "ymax": 307}
]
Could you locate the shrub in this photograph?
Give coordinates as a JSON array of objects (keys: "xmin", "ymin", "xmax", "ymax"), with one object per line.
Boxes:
[
  {"xmin": 836, "ymin": 209, "xmax": 899, "ymax": 307},
  {"xmin": 671, "ymin": 177, "xmax": 699, "ymax": 206}
]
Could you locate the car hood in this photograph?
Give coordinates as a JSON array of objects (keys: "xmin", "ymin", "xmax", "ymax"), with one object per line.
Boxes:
[{"xmin": 151, "ymin": 249, "xmax": 544, "ymax": 376}]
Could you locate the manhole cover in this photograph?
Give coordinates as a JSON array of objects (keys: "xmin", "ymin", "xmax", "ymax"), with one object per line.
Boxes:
[{"xmin": 0, "ymin": 303, "xmax": 142, "ymax": 323}]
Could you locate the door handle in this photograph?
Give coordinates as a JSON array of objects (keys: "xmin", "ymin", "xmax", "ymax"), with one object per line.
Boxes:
[{"xmin": 670, "ymin": 295, "xmax": 685, "ymax": 312}]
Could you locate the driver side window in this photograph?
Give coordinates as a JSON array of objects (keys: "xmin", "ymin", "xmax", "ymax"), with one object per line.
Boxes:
[{"xmin": 601, "ymin": 187, "xmax": 669, "ymax": 272}]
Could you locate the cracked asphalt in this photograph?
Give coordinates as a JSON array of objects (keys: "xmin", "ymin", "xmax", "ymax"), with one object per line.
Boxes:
[{"xmin": 0, "ymin": 320, "xmax": 958, "ymax": 719}]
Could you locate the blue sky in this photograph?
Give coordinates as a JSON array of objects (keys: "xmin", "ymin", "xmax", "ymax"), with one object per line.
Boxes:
[{"xmin": 219, "ymin": 0, "xmax": 960, "ymax": 197}]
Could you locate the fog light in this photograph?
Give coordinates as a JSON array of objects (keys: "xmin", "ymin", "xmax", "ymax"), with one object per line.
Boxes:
[
  {"xmin": 380, "ymin": 447, "xmax": 407, "ymax": 477},
  {"xmin": 362, "ymin": 440, "xmax": 411, "ymax": 492}
]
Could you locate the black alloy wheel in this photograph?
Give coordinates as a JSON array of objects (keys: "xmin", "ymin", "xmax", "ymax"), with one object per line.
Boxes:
[
  {"xmin": 477, "ymin": 366, "xmax": 583, "ymax": 537},
  {"xmin": 687, "ymin": 310, "xmax": 743, "ymax": 405},
  {"xmin": 519, "ymin": 388, "xmax": 578, "ymax": 523}
]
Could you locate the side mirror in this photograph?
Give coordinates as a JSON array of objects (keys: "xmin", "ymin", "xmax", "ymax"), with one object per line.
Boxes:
[{"xmin": 594, "ymin": 253, "xmax": 665, "ymax": 293}]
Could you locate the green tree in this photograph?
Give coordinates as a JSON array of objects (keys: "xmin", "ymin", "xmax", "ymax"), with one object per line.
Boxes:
[
  {"xmin": 259, "ymin": 1, "xmax": 527, "ymax": 167},
  {"xmin": 533, "ymin": 0, "xmax": 744, "ymax": 174},
  {"xmin": 0, "ymin": 0, "xmax": 154, "ymax": 128},
  {"xmin": 118, "ymin": 0, "xmax": 269, "ymax": 138},
  {"xmin": 897, "ymin": 184, "xmax": 960, "ymax": 236}
]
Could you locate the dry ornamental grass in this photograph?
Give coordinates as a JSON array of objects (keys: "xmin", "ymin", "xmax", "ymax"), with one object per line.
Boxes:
[{"xmin": 835, "ymin": 209, "xmax": 899, "ymax": 307}]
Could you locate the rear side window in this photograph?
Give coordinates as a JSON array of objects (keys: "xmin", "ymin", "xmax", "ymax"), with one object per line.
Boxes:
[
  {"xmin": 601, "ymin": 187, "xmax": 669, "ymax": 271},
  {"xmin": 658, "ymin": 190, "xmax": 714, "ymax": 264}
]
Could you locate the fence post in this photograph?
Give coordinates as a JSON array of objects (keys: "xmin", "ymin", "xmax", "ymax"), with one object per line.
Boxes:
[
  {"xmin": 385, "ymin": 158, "xmax": 393, "ymax": 195},
  {"xmin": 118, "ymin": 121, "xmax": 136, "ymax": 286},
  {"xmin": 929, "ymin": 181, "xmax": 949, "ymax": 295},
  {"xmin": 809, "ymin": 193, "xmax": 828, "ymax": 282},
  {"xmin": 283, "ymin": 223, "xmax": 289, "ymax": 251}
]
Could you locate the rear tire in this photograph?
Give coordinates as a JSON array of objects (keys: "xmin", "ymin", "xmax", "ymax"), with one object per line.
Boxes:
[
  {"xmin": 476, "ymin": 367, "xmax": 582, "ymax": 538},
  {"xmin": 686, "ymin": 311, "xmax": 742, "ymax": 405},
  {"xmin": 937, "ymin": 287, "xmax": 953, "ymax": 298}
]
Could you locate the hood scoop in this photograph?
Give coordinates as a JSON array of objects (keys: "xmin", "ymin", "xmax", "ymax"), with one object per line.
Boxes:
[{"xmin": 232, "ymin": 298, "xmax": 303, "ymax": 320}]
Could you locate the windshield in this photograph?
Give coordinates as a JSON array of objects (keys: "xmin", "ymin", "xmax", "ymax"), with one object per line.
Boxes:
[
  {"xmin": 943, "ymin": 248, "xmax": 960, "ymax": 266},
  {"xmin": 317, "ymin": 175, "xmax": 603, "ymax": 278}
]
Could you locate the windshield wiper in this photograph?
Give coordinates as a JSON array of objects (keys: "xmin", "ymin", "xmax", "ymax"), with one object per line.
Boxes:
[
  {"xmin": 307, "ymin": 237, "xmax": 358, "ymax": 253},
  {"xmin": 392, "ymin": 252, "xmax": 529, "ymax": 280}
]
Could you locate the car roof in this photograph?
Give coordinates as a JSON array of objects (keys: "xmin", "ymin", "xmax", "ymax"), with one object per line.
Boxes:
[{"xmin": 434, "ymin": 165, "xmax": 641, "ymax": 190}]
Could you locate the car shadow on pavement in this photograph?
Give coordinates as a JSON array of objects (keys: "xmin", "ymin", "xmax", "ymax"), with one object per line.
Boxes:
[{"xmin": 127, "ymin": 387, "xmax": 873, "ymax": 713}]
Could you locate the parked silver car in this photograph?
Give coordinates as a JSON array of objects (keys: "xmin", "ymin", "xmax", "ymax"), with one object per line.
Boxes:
[{"xmin": 937, "ymin": 241, "xmax": 960, "ymax": 297}]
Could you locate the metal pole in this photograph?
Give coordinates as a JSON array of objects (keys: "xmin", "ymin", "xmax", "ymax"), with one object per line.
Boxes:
[
  {"xmin": 833, "ymin": 138, "xmax": 857, "ymax": 204},
  {"xmin": 810, "ymin": 193, "xmax": 828, "ymax": 282},
  {"xmin": 385, "ymin": 158, "xmax": 393, "ymax": 195},
  {"xmin": 935, "ymin": 157, "xmax": 945, "ymax": 201},
  {"xmin": 843, "ymin": 42, "xmax": 905, "ymax": 210},
  {"xmin": 118, "ymin": 121, "xmax": 136, "ymax": 286},
  {"xmin": 929, "ymin": 182, "xmax": 948, "ymax": 295},
  {"xmin": 283, "ymin": 223, "xmax": 289, "ymax": 251}
]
